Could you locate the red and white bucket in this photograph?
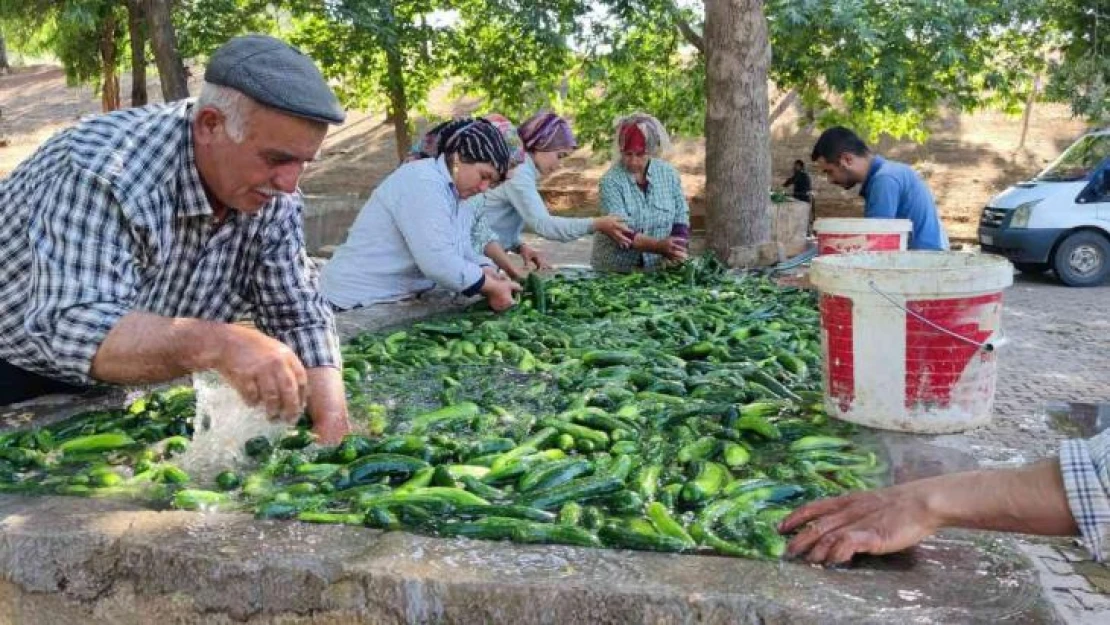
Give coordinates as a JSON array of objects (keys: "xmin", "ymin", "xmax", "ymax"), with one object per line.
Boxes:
[
  {"xmin": 809, "ymin": 252, "xmax": 1014, "ymax": 433},
  {"xmin": 813, "ymin": 218, "xmax": 912, "ymax": 255}
]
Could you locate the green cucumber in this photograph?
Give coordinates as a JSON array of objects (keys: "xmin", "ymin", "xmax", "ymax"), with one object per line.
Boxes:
[
  {"xmin": 789, "ymin": 435, "xmax": 854, "ymax": 453},
  {"xmin": 523, "ymin": 474, "xmax": 624, "ymax": 510},
  {"xmin": 558, "ymin": 502, "xmax": 583, "ymax": 526},
  {"xmin": 59, "ymin": 432, "xmax": 135, "ymax": 455},
  {"xmin": 335, "ymin": 454, "xmax": 430, "ymax": 489},
  {"xmin": 680, "ymin": 462, "xmax": 729, "ymax": 505},
  {"xmin": 646, "ymin": 502, "xmax": 696, "ymax": 549},
  {"xmin": 296, "ymin": 512, "xmax": 364, "ymax": 525},
  {"xmin": 677, "ymin": 436, "xmax": 719, "ymax": 463},
  {"xmin": 411, "ymin": 402, "xmax": 481, "ymax": 433},
  {"xmin": 538, "ymin": 418, "xmax": 610, "ymax": 447},
  {"xmin": 454, "ymin": 504, "xmax": 556, "ymax": 523},
  {"xmin": 722, "ymin": 442, "xmax": 751, "ymax": 468},
  {"xmin": 518, "ymin": 458, "xmax": 591, "ymax": 493},
  {"xmin": 581, "ymin": 350, "xmax": 644, "ymax": 368},
  {"xmin": 460, "ymin": 475, "xmax": 508, "ymax": 501},
  {"xmin": 598, "ymin": 520, "xmax": 691, "ymax": 552}
]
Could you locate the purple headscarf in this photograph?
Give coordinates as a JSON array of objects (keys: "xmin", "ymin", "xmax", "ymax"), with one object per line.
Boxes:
[{"xmin": 518, "ymin": 111, "xmax": 577, "ymax": 153}]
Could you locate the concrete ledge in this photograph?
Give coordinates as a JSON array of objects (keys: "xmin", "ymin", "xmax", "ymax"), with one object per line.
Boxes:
[
  {"xmin": 0, "ymin": 294, "xmax": 1064, "ymax": 624},
  {"xmin": 0, "ymin": 494, "xmax": 1056, "ymax": 624}
]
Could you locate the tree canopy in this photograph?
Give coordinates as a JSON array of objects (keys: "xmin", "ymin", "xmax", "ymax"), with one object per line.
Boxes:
[{"xmin": 0, "ymin": 1, "xmax": 1105, "ymax": 137}]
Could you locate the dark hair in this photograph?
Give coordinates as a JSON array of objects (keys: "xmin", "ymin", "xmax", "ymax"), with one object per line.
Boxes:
[
  {"xmin": 810, "ymin": 126, "xmax": 870, "ymax": 162},
  {"xmin": 793, "ymin": 159, "xmax": 805, "ymax": 168}
]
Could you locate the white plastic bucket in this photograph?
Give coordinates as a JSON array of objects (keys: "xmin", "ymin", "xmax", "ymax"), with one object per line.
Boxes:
[
  {"xmin": 809, "ymin": 252, "xmax": 1014, "ymax": 433},
  {"xmin": 813, "ymin": 218, "xmax": 912, "ymax": 255}
]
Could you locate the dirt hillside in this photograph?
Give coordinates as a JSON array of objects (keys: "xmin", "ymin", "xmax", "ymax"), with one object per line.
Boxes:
[{"xmin": 1, "ymin": 66, "xmax": 1091, "ymax": 242}]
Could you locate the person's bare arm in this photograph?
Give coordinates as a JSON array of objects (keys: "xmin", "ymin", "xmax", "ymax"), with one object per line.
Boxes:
[
  {"xmin": 631, "ymin": 234, "xmax": 687, "ymax": 260},
  {"xmin": 304, "ymin": 366, "xmax": 350, "ymax": 444},
  {"xmin": 780, "ymin": 459, "xmax": 1077, "ymax": 564},
  {"xmin": 482, "ymin": 241, "xmax": 526, "ymax": 280},
  {"xmin": 91, "ymin": 311, "xmax": 307, "ymax": 420}
]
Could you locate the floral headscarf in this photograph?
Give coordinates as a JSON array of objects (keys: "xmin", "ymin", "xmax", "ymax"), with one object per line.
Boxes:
[{"xmin": 518, "ymin": 111, "xmax": 577, "ymax": 153}]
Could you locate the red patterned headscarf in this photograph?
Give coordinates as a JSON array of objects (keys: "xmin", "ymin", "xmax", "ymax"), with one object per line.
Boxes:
[
  {"xmin": 614, "ymin": 113, "xmax": 670, "ymax": 158},
  {"xmin": 618, "ymin": 123, "xmax": 647, "ymax": 154}
]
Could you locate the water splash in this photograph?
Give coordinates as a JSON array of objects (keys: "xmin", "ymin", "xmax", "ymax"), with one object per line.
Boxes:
[{"xmin": 175, "ymin": 371, "xmax": 287, "ymax": 483}]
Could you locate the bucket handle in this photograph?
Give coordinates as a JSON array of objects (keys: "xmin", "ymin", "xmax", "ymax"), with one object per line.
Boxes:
[{"xmin": 866, "ymin": 281, "xmax": 1005, "ymax": 353}]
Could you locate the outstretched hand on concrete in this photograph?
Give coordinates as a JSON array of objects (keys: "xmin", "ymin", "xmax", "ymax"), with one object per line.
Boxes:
[{"xmin": 779, "ymin": 459, "xmax": 1080, "ymax": 565}]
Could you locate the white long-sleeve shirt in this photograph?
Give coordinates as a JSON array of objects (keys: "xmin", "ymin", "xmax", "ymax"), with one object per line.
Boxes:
[
  {"xmin": 320, "ymin": 157, "xmax": 490, "ymax": 310},
  {"xmin": 465, "ymin": 154, "xmax": 593, "ymax": 251}
]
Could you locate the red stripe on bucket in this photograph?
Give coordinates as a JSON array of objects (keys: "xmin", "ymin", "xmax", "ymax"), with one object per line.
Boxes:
[
  {"xmin": 904, "ymin": 293, "xmax": 1002, "ymax": 408},
  {"xmin": 820, "ymin": 294, "xmax": 855, "ymax": 411},
  {"xmin": 817, "ymin": 233, "xmax": 904, "ymax": 256}
]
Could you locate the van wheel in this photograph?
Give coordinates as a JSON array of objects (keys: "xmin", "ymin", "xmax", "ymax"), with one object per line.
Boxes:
[
  {"xmin": 1052, "ymin": 231, "xmax": 1110, "ymax": 287},
  {"xmin": 1013, "ymin": 262, "xmax": 1049, "ymax": 274}
]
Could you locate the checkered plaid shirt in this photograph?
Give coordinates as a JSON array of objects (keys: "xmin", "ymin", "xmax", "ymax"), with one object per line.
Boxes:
[
  {"xmin": 591, "ymin": 159, "xmax": 689, "ymax": 272},
  {"xmin": 0, "ymin": 101, "xmax": 339, "ymax": 386},
  {"xmin": 1061, "ymin": 429, "xmax": 1110, "ymax": 561}
]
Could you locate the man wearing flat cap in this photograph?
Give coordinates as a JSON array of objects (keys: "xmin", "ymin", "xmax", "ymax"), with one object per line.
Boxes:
[{"xmin": 0, "ymin": 35, "xmax": 351, "ymax": 442}]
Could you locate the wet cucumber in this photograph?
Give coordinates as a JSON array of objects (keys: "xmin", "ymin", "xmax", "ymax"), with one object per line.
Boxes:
[
  {"xmin": 789, "ymin": 435, "xmax": 853, "ymax": 453},
  {"xmin": 680, "ymin": 461, "xmax": 729, "ymax": 505},
  {"xmin": 581, "ymin": 350, "xmax": 644, "ymax": 368},
  {"xmin": 558, "ymin": 502, "xmax": 583, "ymax": 525},
  {"xmin": 333, "ymin": 454, "xmax": 430, "ymax": 490},
  {"xmin": 454, "ymin": 504, "xmax": 556, "ymax": 523},
  {"xmin": 538, "ymin": 418, "xmax": 610, "ymax": 447},
  {"xmin": 677, "ymin": 436, "xmax": 719, "ymax": 463},
  {"xmin": 411, "ymin": 402, "xmax": 481, "ymax": 433},
  {"xmin": 598, "ymin": 520, "xmax": 691, "ymax": 552},
  {"xmin": 518, "ymin": 458, "xmax": 591, "ymax": 493},
  {"xmin": 460, "ymin": 475, "xmax": 508, "ymax": 501},
  {"xmin": 646, "ymin": 502, "xmax": 696, "ymax": 549},
  {"xmin": 722, "ymin": 442, "xmax": 751, "ymax": 468},
  {"xmin": 297, "ymin": 511, "xmax": 365, "ymax": 525},
  {"xmin": 522, "ymin": 474, "xmax": 624, "ymax": 510},
  {"xmin": 59, "ymin": 433, "xmax": 135, "ymax": 456}
]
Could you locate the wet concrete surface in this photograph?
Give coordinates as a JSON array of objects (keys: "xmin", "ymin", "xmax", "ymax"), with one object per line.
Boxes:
[
  {"xmin": 0, "ymin": 493, "xmax": 1057, "ymax": 624},
  {"xmin": 0, "ymin": 286, "xmax": 1082, "ymax": 623}
]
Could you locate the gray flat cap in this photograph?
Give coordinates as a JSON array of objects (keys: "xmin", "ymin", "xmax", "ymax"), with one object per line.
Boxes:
[{"xmin": 205, "ymin": 34, "xmax": 345, "ymax": 125}]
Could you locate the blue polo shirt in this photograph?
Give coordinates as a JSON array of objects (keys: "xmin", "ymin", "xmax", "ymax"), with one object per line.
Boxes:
[{"xmin": 860, "ymin": 156, "xmax": 949, "ymax": 251}]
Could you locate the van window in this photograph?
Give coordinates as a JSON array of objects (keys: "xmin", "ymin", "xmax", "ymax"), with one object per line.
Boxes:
[{"xmin": 1036, "ymin": 133, "xmax": 1110, "ymax": 182}]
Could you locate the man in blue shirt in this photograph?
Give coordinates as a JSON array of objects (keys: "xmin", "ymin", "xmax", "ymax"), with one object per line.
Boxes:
[{"xmin": 810, "ymin": 127, "xmax": 949, "ymax": 250}]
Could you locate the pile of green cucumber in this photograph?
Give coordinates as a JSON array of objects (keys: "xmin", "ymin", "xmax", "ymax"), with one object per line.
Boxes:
[{"xmin": 0, "ymin": 256, "xmax": 885, "ymax": 559}]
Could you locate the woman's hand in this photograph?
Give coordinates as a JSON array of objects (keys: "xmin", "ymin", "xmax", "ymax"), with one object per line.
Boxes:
[
  {"xmin": 657, "ymin": 236, "xmax": 688, "ymax": 261},
  {"xmin": 594, "ymin": 216, "xmax": 634, "ymax": 248},
  {"xmin": 519, "ymin": 243, "xmax": 552, "ymax": 271}
]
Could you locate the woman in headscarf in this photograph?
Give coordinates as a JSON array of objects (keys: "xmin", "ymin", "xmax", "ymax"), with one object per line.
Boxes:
[
  {"xmin": 405, "ymin": 114, "xmax": 532, "ymax": 280},
  {"xmin": 591, "ymin": 113, "xmax": 690, "ymax": 272},
  {"xmin": 466, "ymin": 111, "xmax": 633, "ymax": 273},
  {"xmin": 321, "ymin": 118, "xmax": 521, "ymax": 311}
]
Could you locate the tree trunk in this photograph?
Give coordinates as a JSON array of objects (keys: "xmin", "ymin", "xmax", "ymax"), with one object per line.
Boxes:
[
  {"xmin": 146, "ymin": 0, "xmax": 189, "ymax": 101},
  {"xmin": 127, "ymin": 0, "xmax": 148, "ymax": 107},
  {"xmin": 0, "ymin": 33, "xmax": 10, "ymax": 74},
  {"xmin": 383, "ymin": 6, "xmax": 410, "ymax": 162},
  {"xmin": 704, "ymin": 0, "xmax": 772, "ymax": 266},
  {"xmin": 1015, "ymin": 75, "xmax": 1040, "ymax": 154},
  {"xmin": 99, "ymin": 12, "xmax": 121, "ymax": 112}
]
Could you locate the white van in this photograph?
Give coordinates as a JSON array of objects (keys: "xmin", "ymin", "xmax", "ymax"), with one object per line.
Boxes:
[{"xmin": 978, "ymin": 129, "xmax": 1110, "ymax": 286}]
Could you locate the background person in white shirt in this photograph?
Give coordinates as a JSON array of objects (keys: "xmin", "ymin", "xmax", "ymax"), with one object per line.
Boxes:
[
  {"xmin": 320, "ymin": 119, "xmax": 521, "ymax": 312},
  {"xmin": 467, "ymin": 111, "xmax": 633, "ymax": 273}
]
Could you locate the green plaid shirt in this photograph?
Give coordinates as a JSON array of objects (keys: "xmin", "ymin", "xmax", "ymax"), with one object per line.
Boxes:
[{"xmin": 591, "ymin": 159, "xmax": 689, "ymax": 272}]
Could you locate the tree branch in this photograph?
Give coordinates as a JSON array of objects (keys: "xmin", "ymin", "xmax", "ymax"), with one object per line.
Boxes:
[
  {"xmin": 769, "ymin": 88, "xmax": 798, "ymax": 125},
  {"xmin": 667, "ymin": 1, "xmax": 704, "ymax": 54}
]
